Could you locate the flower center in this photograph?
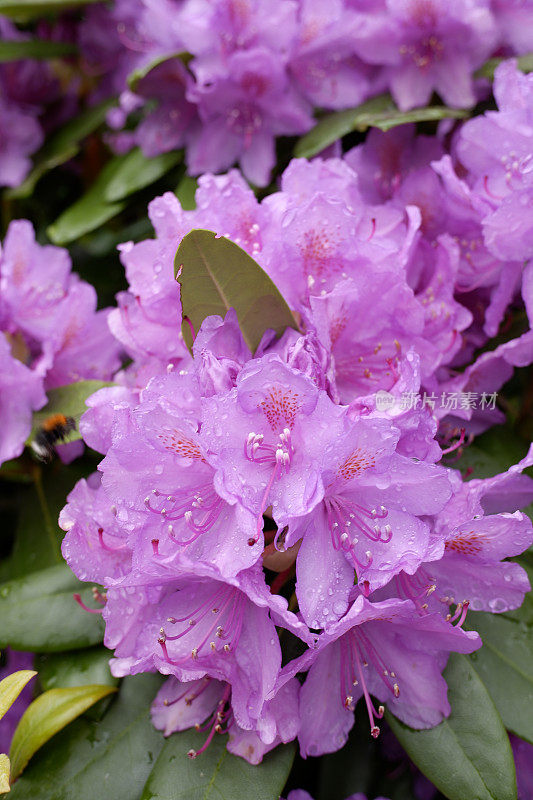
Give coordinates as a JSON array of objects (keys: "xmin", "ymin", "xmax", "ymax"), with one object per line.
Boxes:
[
  {"xmin": 399, "ymin": 36, "xmax": 444, "ymax": 70},
  {"xmin": 325, "ymin": 495, "xmax": 392, "ymax": 575},
  {"xmin": 144, "ymin": 481, "xmax": 224, "ymax": 546},
  {"xmin": 158, "ymin": 585, "xmax": 246, "ymax": 665},
  {"xmin": 335, "ymin": 340, "xmax": 401, "ymax": 388},
  {"xmin": 245, "ymin": 428, "xmax": 293, "ymax": 546}
]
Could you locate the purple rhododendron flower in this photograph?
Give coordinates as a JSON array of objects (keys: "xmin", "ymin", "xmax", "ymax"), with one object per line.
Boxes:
[
  {"xmin": 0, "ymin": 333, "xmax": 46, "ymax": 464},
  {"xmin": 510, "ymin": 735, "xmax": 533, "ymax": 800},
  {"xmin": 351, "ymin": 0, "xmax": 497, "ymax": 110},
  {"xmin": 454, "ymin": 60, "xmax": 533, "ymax": 264},
  {"xmin": 187, "ymin": 47, "xmax": 313, "ymax": 186},
  {"xmin": 151, "ymin": 674, "xmax": 300, "ymax": 762},
  {"xmin": 71, "ymin": 0, "xmax": 528, "ymax": 184},
  {"xmin": 391, "ymin": 446, "xmax": 533, "ymax": 616},
  {"xmin": 280, "ymin": 595, "xmax": 479, "ymax": 756},
  {"xmin": 0, "ymin": 220, "xmax": 120, "ymax": 465},
  {"xmin": 38, "ymin": 35, "xmax": 533, "ymax": 776}
]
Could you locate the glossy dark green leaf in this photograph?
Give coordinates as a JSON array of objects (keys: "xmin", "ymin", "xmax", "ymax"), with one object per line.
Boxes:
[
  {"xmin": 388, "ymin": 653, "xmax": 516, "ymax": 800},
  {"xmin": 35, "ymin": 649, "xmax": 117, "ymax": 692},
  {"xmin": 140, "ymin": 731, "xmax": 295, "ymax": 800},
  {"xmin": 0, "ymin": 40, "xmax": 76, "ymax": 62},
  {"xmin": 0, "ymin": 564, "xmax": 104, "ymax": 652},
  {"xmin": 0, "ymin": 462, "xmax": 91, "ymax": 583},
  {"xmin": 294, "ymin": 94, "xmax": 469, "ymax": 158},
  {"xmin": 467, "ymin": 610, "xmax": 533, "ymax": 745},
  {"xmin": 47, "ymin": 156, "xmax": 128, "ymax": 245},
  {"xmin": 175, "ymin": 229, "xmax": 299, "ymax": 352},
  {"xmin": 28, "ymin": 380, "xmax": 112, "ymax": 445},
  {"xmin": 0, "ymin": 0, "xmax": 100, "ymax": 20},
  {"xmin": 0, "ymin": 672, "xmax": 37, "ymax": 722},
  {"xmin": 127, "ymin": 52, "xmax": 192, "ymax": 92},
  {"xmin": 9, "ymin": 684, "xmax": 117, "ymax": 781},
  {"xmin": 6, "ymin": 97, "xmax": 115, "ymax": 199},
  {"xmin": 8, "ymin": 674, "xmax": 164, "ymax": 800},
  {"xmin": 475, "ymin": 52, "xmax": 533, "ymax": 80},
  {"xmin": 103, "ymin": 147, "xmax": 182, "ymax": 203}
]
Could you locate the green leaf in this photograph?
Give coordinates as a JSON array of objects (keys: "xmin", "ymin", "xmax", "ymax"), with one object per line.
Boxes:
[
  {"xmin": 0, "ymin": 754, "xmax": 9, "ymax": 794},
  {"xmin": 0, "ymin": 40, "xmax": 76, "ymax": 62},
  {"xmin": 9, "ymin": 684, "xmax": 117, "ymax": 781},
  {"xmin": 294, "ymin": 94, "xmax": 469, "ymax": 158},
  {"xmin": 127, "ymin": 52, "xmax": 192, "ymax": 92},
  {"xmin": 140, "ymin": 731, "xmax": 295, "ymax": 800},
  {"xmin": 175, "ymin": 229, "xmax": 299, "ymax": 352},
  {"xmin": 467, "ymin": 610, "xmax": 533, "ymax": 745},
  {"xmin": 103, "ymin": 147, "xmax": 182, "ymax": 203},
  {"xmin": 475, "ymin": 52, "xmax": 533, "ymax": 80},
  {"xmin": 0, "ymin": 0, "xmax": 100, "ymax": 21},
  {"xmin": 35, "ymin": 649, "xmax": 117, "ymax": 692},
  {"xmin": 7, "ymin": 97, "xmax": 116, "ymax": 199},
  {"xmin": 175, "ymin": 174, "xmax": 198, "ymax": 210},
  {"xmin": 0, "ymin": 564, "xmax": 105, "ymax": 652},
  {"xmin": 48, "ymin": 144, "xmax": 183, "ymax": 243},
  {"xmin": 0, "ymin": 672, "xmax": 37, "ymax": 722},
  {"xmin": 28, "ymin": 380, "xmax": 112, "ymax": 445},
  {"xmin": 47, "ymin": 156, "xmax": 128, "ymax": 245},
  {"xmin": 388, "ymin": 653, "xmax": 516, "ymax": 800},
  {"xmin": 0, "ymin": 462, "xmax": 92, "ymax": 583},
  {"xmin": 8, "ymin": 674, "xmax": 164, "ymax": 800}
]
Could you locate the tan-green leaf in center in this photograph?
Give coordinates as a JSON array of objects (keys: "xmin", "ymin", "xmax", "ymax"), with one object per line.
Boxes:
[{"xmin": 175, "ymin": 229, "xmax": 299, "ymax": 353}]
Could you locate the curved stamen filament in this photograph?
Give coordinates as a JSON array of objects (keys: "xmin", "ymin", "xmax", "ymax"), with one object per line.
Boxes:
[
  {"xmin": 159, "ymin": 589, "xmax": 245, "ymax": 664},
  {"xmin": 447, "ymin": 600, "xmax": 469, "ymax": 627},
  {"xmin": 145, "ymin": 482, "xmax": 224, "ymax": 543},
  {"xmin": 245, "ymin": 429, "xmax": 293, "ymax": 548},
  {"xmin": 188, "ymin": 684, "xmax": 233, "ymax": 759},
  {"xmin": 163, "ymin": 677, "xmax": 212, "ymax": 708},
  {"xmin": 97, "ymin": 527, "xmax": 127, "ymax": 553},
  {"xmin": 395, "ymin": 570, "xmax": 436, "ymax": 613}
]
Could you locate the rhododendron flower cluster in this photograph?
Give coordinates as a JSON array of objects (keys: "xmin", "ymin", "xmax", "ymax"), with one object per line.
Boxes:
[
  {"xmin": 1, "ymin": 0, "xmax": 532, "ymax": 790},
  {"xmin": 100, "ymin": 61, "xmax": 533, "ymax": 435},
  {"xmin": 77, "ymin": 0, "xmax": 532, "ymax": 185},
  {"xmin": 60, "ymin": 308, "xmax": 533, "ymax": 759},
  {"xmin": 0, "ymin": 221, "xmax": 120, "ymax": 465},
  {"xmin": 54, "ymin": 57, "xmax": 533, "ymax": 766}
]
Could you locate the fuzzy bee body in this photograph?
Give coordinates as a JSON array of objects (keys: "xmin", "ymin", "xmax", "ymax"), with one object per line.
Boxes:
[{"xmin": 31, "ymin": 414, "xmax": 77, "ymax": 462}]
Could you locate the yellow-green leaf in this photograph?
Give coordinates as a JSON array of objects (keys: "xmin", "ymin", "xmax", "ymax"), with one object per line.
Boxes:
[
  {"xmin": 0, "ymin": 754, "xmax": 10, "ymax": 793},
  {"xmin": 0, "ymin": 673, "xmax": 36, "ymax": 722},
  {"xmin": 9, "ymin": 684, "xmax": 117, "ymax": 781}
]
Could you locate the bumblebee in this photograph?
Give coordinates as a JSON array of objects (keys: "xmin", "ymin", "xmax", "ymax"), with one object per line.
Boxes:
[{"xmin": 31, "ymin": 414, "xmax": 76, "ymax": 462}]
